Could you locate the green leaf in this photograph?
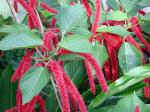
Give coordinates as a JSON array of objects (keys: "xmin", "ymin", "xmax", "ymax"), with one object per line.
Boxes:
[
  {"xmin": 59, "ymin": 35, "xmax": 94, "ymax": 53},
  {"xmin": 125, "ymin": 64, "xmax": 150, "ymax": 78},
  {"xmin": 92, "ymin": 43, "xmax": 108, "ymax": 67},
  {"xmin": 107, "ymin": 0, "xmax": 120, "ymax": 11},
  {"xmin": 64, "ymin": 60, "xmax": 86, "ymax": 87},
  {"xmin": 118, "ymin": 42, "xmax": 142, "ymax": 74},
  {"xmin": 120, "ymin": 0, "xmax": 142, "ymax": 12},
  {"xmin": 0, "ymin": 0, "xmax": 12, "ymax": 18},
  {"xmin": 0, "ymin": 24, "xmax": 30, "ymax": 33},
  {"xmin": 97, "ymin": 25, "xmax": 131, "ymax": 37},
  {"xmin": 56, "ymin": 4, "xmax": 87, "ymax": 35},
  {"xmin": 139, "ymin": 0, "xmax": 150, "ymax": 6},
  {"xmin": 91, "ymin": 93, "xmax": 150, "ymax": 112},
  {"xmin": 88, "ymin": 64, "xmax": 150, "ymax": 110},
  {"xmin": 20, "ymin": 67, "xmax": 50, "ymax": 104},
  {"xmin": 106, "ymin": 11, "xmax": 128, "ymax": 21},
  {"xmin": 59, "ymin": 54, "xmax": 84, "ymax": 61},
  {"xmin": 0, "ymin": 33, "xmax": 42, "ymax": 51},
  {"xmin": 0, "ymin": 65, "xmax": 17, "ymax": 111},
  {"xmin": 142, "ymin": 12, "xmax": 150, "ymax": 21}
]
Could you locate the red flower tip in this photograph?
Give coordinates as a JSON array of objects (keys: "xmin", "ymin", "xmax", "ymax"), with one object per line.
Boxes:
[
  {"xmin": 29, "ymin": 0, "xmax": 37, "ymax": 8},
  {"xmin": 81, "ymin": 0, "xmax": 92, "ymax": 17},
  {"xmin": 135, "ymin": 105, "xmax": 140, "ymax": 112},
  {"xmin": 40, "ymin": 2, "xmax": 58, "ymax": 14},
  {"xmin": 84, "ymin": 59, "xmax": 96, "ymax": 95}
]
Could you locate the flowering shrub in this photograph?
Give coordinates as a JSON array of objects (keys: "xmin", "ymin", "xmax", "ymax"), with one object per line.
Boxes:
[{"xmin": 0, "ymin": 0, "xmax": 150, "ymax": 112}]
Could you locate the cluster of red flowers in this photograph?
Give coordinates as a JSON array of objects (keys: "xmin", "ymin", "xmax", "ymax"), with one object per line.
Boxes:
[{"xmin": 6, "ymin": 0, "xmax": 150, "ymax": 111}]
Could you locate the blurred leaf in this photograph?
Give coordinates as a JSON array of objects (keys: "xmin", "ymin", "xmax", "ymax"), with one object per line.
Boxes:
[
  {"xmin": 59, "ymin": 54, "xmax": 84, "ymax": 61},
  {"xmin": 56, "ymin": 4, "xmax": 87, "ymax": 35},
  {"xmin": 139, "ymin": 0, "xmax": 150, "ymax": 6},
  {"xmin": 118, "ymin": 42, "xmax": 142, "ymax": 74},
  {"xmin": 20, "ymin": 67, "xmax": 49, "ymax": 104},
  {"xmin": 0, "ymin": 65, "xmax": 17, "ymax": 111},
  {"xmin": 97, "ymin": 25, "xmax": 131, "ymax": 37},
  {"xmin": 59, "ymin": 35, "xmax": 94, "ymax": 53},
  {"xmin": 0, "ymin": 33, "xmax": 42, "ymax": 51},
  {"xmin": 64, "ymin": 60, "xmax": 86, "ymax": 87},
  {"xmin": 91, "ymin": 93, "xmax": 150, "ymax": 112},
  {"xmin": 107, "ymin": 0, "xmax": 120, "ymax": 11},
  {"xmin": 106, "ymin": 11, "xmax": 128, "ymax": 21}
]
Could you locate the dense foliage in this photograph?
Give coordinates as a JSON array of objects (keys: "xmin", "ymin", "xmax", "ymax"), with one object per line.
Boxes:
[{"xmin": 0, "ymin": 0, "xmax": 150, "ymax": 112}]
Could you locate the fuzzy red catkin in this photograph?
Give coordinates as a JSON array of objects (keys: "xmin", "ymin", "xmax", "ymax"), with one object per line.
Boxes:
[
  {"xmin": 52, "ymin": 35, "xmax": 59, "ymax": 48},
  {"xmin": 135, "ymin": 105, "xmax": 140, "ymax": 112},
  {"xmin": 51, "ymin": 17, "xmax": 57, "ymax": 28},
  {"xmin": 29, "ymin": 0, "xmax": 37, "ymax": 8},
  {"xmin": 5, "ymin": 107, "xmax": 18, "ymax": 112},
  {"xmin": 138, "ymin": 9, "xmax": 145, "ymax": 16},
  {"xmin": 144, "ymin": 79, "xmax": 150, "ymax": 98},
  {"xmin": 28, "ymin": 15, "xmax": 34, "ymax": 29},
  {"xmin": 49, "ymin": 60, "xmax": 70, "ymax": 112},
  {"xmin": 84, "ymin": 59, "xmax": 96, "ymax": 95},
  {"xmin": 11, "ymin": 49, "xmax": 34, "ymax": 82},
  {"xmin": 81, "ymin": 0, "xmax": 92, "ymax": 17},
  {"xmin": 40, "ymin": 2, "xmax": 58, "ymax": 14},
  {"xmin": 16, "ymin": 86, "xmax": 23, "ymax": 112},
  {"xmin": 80, "ymin": 53, "xmax": 108, "ymax": 92},
  {"xmin": 69, "ymin": 93, "xmax": 78, "ymax": 112},
  {"xmin": 106, "ymin": 43, "xmax": 118, "ymax": 81},
  {"xmin": 36, "ymin": 96, "xmax": 46, "ymax": 112},
  {"xmin": 62, "ymin": 70, "xmax": 87, "ymax": 112},
  {"xmin": 104, "ymin": 60, "xmax": 111, "ymax": 81},
  {"xmin": 14, "ymin": 0, "xmax": 18, "ymax": 12},
  {"xmin": 91, "ymin": 0, "xmax": 101, "ymax": 34}
]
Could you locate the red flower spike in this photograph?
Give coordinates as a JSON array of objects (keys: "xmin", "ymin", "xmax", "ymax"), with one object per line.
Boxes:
[
  {"xmin": 102, "ymin": 21, "xmax": 125, "ymax": 26},
  {"xmin": 40, "ymin": 2, "xmax": 58, "ymax": 14},
  {"xmin": 11, "ymin": 49, "xmax": 34, "ymax": 82},
  {"xmin": 29, "ymin": 0, "xmax": 37, "ymax": 8},
  {"xmin": 80, "ymin": 54, "xmax": 108, "ymax": 92},
  {"xmin": 144, "ymin": 79, "xmax": 150, "ymax": 98},
  {"xmin": 70, "ymin": 2, "xmax": 76, "ymax": 5},
  {"xmin": 138, "ymin": 9, "xmax": 145, "ymax": 16},
  {"xmin": 104, "ymin": 60, "xmax": 111, "ymax": 81},
  {"xmin": 69, "ymin": 93, "xmax": 78, "ymax": 112},
  {"xmin": 84, "ymin": 59, "xmax": 96, "ymax": 95},
  {"xmin": 89, "ymin": 36, "xmax": 94, "ymax": 43},
  {"xmin": 106, "ymin": 43, "xmax": 118, "ymax": 81},
  {"xmin": 91, "ymin": 0, "xmax": 101, "ymax": 34},
  {"xmin": 28, "ymin": 15, "xmax": 34, "ymax": 29},
  {"xmin": 36, "ymin": 96, "xmax": 46, "ymax": 112},
  {"xmin": 18, "ymin": 0, "xmax": 31, "ymax": 13},
  {"xmin": 43, "ymin": 31, "xmax": 54, "ymax": 51},
  {"xmin": 52, "ymin": 35, "xmax": 59, "ymax": 48},
  {"xmin": 16, "ymin": 86, "xmax": 23, "ymax": 112},
  {"xmin": 14, "ymin": 0, "xmax": 18, "ymax": 12},
  {"xmin": 49, "ymin": 60, "xmax": 70, "ymax": 112},
  {"xmin": 81, "ymin": 0, "xmax": 92, "ymax": 17},
  {"xmin": 29, "ymin": 12, "xmax": 41, "ymax": 28},
  {"xmin": 62, "ymin": 70, "xmax": 87, "ymax": 112},
  {"xmin": 51, "ymin": 17, "xmax": 57, "ymax": 28},
  {"xmin": 135, "ymin": 105, "xmax": 140, "ymax": 112}
]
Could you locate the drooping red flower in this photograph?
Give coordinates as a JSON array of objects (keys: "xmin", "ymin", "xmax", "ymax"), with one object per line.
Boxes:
[
  {"xmin": 62, "ymin": 69, "xmax": 87, "ymax": 112},
  {"xmin": 40, "ymin": 2, "xmax": 58, "ymax": 14},
  {"xmin": 144, "ymin": 79, "xmax": 150, "ymax": 98},
  {"xmin": 11, "ymin": 49, "xmax": 34, "ymax": 82},
  {"xmin": 104, "ymin": 60, "xmax": 111, "ymax": 81},
  {"xmin": 48, "ymin": 60, "xmax": 70, "ymax": 112},
  {"xmin": 91, "ymin": 0, "xmax": 101, "ymax": 35},
  {"xmin": 81, "ymin": 0, "xmax": 92, "ymax": 17},
  {"xmin": 135, "ymin": 105, "xmax": 140, "ymax": 112},
  {"xmin": 36, "ymin": 96, "xmax": 47, "ymax": 112},
  {"xmin": 84, "ymin": 59, "xmax": 96, "ymax": 95},
  {"xmin": 51, "ymin": 17, "xmax": 57, "ymax": 28},
  {"xmin": 29, "ymin": 0, "xmax": 37, "ymax": 8}
]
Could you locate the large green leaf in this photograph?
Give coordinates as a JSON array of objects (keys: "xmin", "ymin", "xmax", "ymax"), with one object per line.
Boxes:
[
  {"xmin": 0, "ymin": 33, "xmax": 42, "ymax": 50},
  {"xmin": 120, "ymin": 0, "xmax": 142, "ymax": 12},
  {"xmin": 20, "ymin": 67, "xmax": 50, "ymax": 104},
  {"xmin": 107, "ymin": 0, "xmax": 120, "ymax": 11},
  {"xmin": 88, "ymin": 64, "xmax": 150, "ymax": 110},
  {"xmin": 139, "ymin": 0, "xmax": 150, "ymax": 6},
  {"xmin": 0, "ymin": 24, "xmax": 30, "ymax": 33},
  {"xmin": 106, "ymin": 11, "xmax": 128, "ymax": 21},
  {"xmin": 142, "ymin": 12, "xmax": 150, "ymax": 21},
  {"xmin": 64, "ymin": 60, "xmax": 86, "ymax": 87},
  {"xmin": 97, "ymin": 25, "xmax": 131, "ymax": 37},
  {"xmin": 0, "ymin": 65, "xmax": 17, "ymax": 111},
  {"xmin": 92, "ymin": 43, "xmax": 108, "ymax": 67},
  {"xmin": 59, "ymin": 35, "xmax": 94, "ymax": 53},
  {"xmin": 118, "ymin": 42, "xmax": 142, "ymax": 74},
  {"xmin": 92, "ymin": 93, "xmax": 150, "ymax": 112},
  {"xmin": 56, "ymin": 4, "xmax": 86, "ymax": 35}
]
